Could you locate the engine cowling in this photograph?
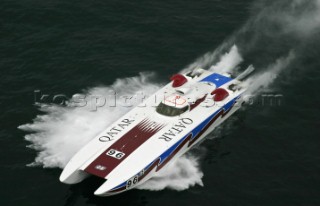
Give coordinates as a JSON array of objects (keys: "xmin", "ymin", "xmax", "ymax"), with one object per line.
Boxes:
[
  {"xmin": 211, "ymin": 88, "xmax": 229, "ymax": 101},
  {"xmin": 170, "ymin": 74, "xmax": 187, "ymax": 87}
]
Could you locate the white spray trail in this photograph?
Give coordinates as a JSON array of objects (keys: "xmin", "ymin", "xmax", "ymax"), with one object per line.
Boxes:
[
  {"xmin": 244, "ymin": 52, "xmax": 295, "ymax": 95},
  {"xmin": 137, "ymin": 155, "xmax": 204, "ymax": 191},
  {"xmin": 181, "ymin": 44, "xmax": 242, "ymax": 73},
  {"xmin": 19, "ymin": 73, "xmax": 160, "ymax": 168},
  {"xmin": 184, "ymin": 0, "xmax": 320, "ymax": 96},
  {"xmin": 209, "ymin": 45, "xmax": 243, "ymax": 73}
]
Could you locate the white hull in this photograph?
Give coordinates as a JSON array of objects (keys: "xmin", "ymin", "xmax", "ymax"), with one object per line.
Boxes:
[{"xmin": 60, "ymin": 69, "xmax": 247, "ymax": 196}]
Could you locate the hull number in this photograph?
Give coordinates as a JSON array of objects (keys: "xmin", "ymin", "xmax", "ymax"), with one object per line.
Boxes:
[
  {"xmin": 126, "ymin": 176, "xmax": 138, "ymax": 189},
  {"xmin": 106, "ymin": 149, "xmax": 125, "ymax": 159}
]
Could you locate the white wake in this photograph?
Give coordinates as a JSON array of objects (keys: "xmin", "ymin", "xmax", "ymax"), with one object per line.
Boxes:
[
  {"xmin": 137, "ymin": 155, "xmax": 204, "ymax": 191},
  {"xmin": 19, "ymin": 73, "xmax": 160, "ymax": 168}
]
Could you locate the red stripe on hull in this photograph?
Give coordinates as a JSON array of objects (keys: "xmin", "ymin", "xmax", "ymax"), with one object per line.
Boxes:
[{"xmin": 85, "ymin": 119, "xmax": 165, "ymax": 178}]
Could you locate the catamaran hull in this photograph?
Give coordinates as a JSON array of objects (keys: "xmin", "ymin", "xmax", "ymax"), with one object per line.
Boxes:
[{"xmin": 60, "ymin": 67, "xmax": 251, "ymax": 196}]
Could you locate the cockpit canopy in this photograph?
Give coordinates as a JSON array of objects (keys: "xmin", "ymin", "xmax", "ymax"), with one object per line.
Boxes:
[{"xmin": 156, "ymin": 102, "xmax": 189, "ymax": 117}]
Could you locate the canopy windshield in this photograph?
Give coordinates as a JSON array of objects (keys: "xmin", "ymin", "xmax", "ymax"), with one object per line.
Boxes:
[{"xmin": 156, "ymin": 102, "xmax": 188, "ymax": 116}]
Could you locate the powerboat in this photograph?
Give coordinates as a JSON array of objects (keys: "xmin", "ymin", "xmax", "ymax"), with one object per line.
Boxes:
[{"xmin": 60, "ymin": 67, "xmax": 253, "ymax": 196}]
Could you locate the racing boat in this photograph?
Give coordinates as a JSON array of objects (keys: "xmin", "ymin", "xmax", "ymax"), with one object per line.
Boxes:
[{"xmin": 60, "ymin": 67, "xmax": 253, "ymax": 196}]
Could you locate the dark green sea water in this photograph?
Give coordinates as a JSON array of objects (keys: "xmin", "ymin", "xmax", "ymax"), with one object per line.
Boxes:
[{"xmin": 1, "ymin": 0, "xmax": 320, "ymax": 205}]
